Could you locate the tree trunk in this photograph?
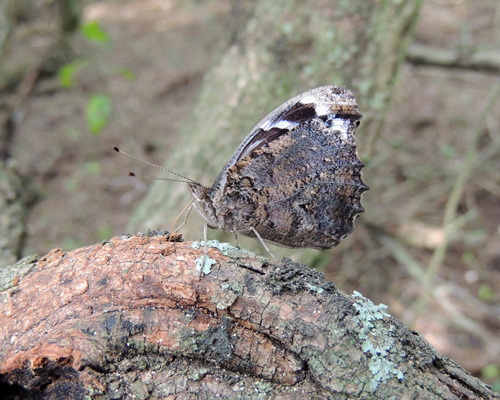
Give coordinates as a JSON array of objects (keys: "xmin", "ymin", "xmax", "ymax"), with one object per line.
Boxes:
[
  {"xmin": 127, "ymin": 0, "xmax": 423, "ymax": 260},
  {"xmin": 0, "ymin": 161, "xmax": 36, "ymax": 268},
  {"xmin": 1, "ymin": 233, "xmax": 497, "ymax": 399}
]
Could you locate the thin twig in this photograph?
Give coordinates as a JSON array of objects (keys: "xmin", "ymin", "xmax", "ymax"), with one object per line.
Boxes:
[{"xmin": 379, "ymin": 234, "xmax": 425, "ymax": 284}]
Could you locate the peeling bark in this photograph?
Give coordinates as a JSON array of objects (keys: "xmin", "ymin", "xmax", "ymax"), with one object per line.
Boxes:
[{"xmin": 1, "ymin": 232, "xmax": 498, "ymax": 399}]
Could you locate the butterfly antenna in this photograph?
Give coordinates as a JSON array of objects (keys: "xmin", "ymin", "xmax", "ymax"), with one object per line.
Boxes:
[
  {"xmin": 113, "ymin": 147, "xmax": 199, "ymax": 185},
  {"xmin": 126, "ymin": 172, "xmax": 193, "ymax": 184}
]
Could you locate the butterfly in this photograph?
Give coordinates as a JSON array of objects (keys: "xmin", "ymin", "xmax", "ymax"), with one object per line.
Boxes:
[
  {"xmin": 116, "ymin": 86, "xmax": 367, "ymax": 260},
  {"xmin": 186, "ymin": 85, "xmax": 368, "ymax": 256}
]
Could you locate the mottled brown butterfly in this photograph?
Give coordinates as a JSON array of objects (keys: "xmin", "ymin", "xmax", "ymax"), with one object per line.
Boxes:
[{"xmin": 115, "ymin": 86, "xmax": 368, "ymax": 260}]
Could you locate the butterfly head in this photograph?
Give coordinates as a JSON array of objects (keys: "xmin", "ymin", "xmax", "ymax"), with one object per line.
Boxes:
[
  {"xmin": 188, "ymin": 183, "xmax": 207, "ymax": 201},
  {"xmin": 188, "ymin": 183, "xmax": 219, "ymax": 228}
]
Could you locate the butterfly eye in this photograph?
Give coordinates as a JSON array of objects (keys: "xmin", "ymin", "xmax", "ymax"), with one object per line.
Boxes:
[{"xmin": 189, "ymin": 184, "xmax": 207, "ymax": 201}]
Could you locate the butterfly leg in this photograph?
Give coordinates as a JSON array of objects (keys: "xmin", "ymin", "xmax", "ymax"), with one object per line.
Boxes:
[
  {"xmin": 199, "ymin": 221, "xmax": 208, "ymax": 274},
  {"xmin": 166, "ymin": 199, "xmax": 194, "ymax": 255},
  {"xmin": 172, "ymin": 199, "xmax": 194, "ymax": 233},
  {"xmin": 250, "ymin": 227, "xmax": 277, "ymax": 261},
  {"xmin": 203, "ymin": 221, "xmax": 208, "ymax": 257},
  {"xmin": 234, "ymin": 234, "xmax": 239, "ymax": 247}
]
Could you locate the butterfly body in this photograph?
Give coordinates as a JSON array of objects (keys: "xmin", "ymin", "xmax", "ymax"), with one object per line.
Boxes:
[{"xmin": 188, "ymin": 85, "xmax": 368, "ymax": 250}]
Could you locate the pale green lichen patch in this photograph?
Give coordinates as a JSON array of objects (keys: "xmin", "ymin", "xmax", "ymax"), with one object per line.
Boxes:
[
  {"xmin": 194, "ymin": 255, "xmax": 216, "ymax": 274},
  {"xmin": 191, "ymin": 240, "xmax": 254, "ymax": 257},
  {"xmin": 253, "ymin": 380, "xmax": 274, "ymax": 395},
  {"xmin": 352, "ymin": 291, "xmax": 390, "ymax": 340},
  {"xmin": 220, "ymin": 280, "xmax": 244, "ymax": 295},
  {"xmin": 306, "ymin": 282, "xmax": 324, "ymax": 294},
  {"xmin": 352, "ymin": 291, "xmax": 404, "ymax": 390},
  {"xmin": 187, "ymin": 367, "xmax": 208, "ymax": 381},
  {"xmin": 192, "ymin": 240, "xmax": 260, "ymax": 274},
  {"xmin": 192, "ymin": 241, "xmax": 229, "ymax": 274},
  {"xmin": 191, "ymin": 240, "xmax": 217, "ymax": 250},
  {"xmin": 211, "ymin": 280, "xmax": 243, "ymax": 310},
  {"xmin": 130, "ymin": 379, "xmax": 149, "ymax": 400}
]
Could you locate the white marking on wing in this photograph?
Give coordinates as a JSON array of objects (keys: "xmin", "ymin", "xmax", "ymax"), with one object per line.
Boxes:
[
  {"xmin": 330, "ymin": 118, "xmax": 349, "ymax": 131},
  {"xmin": 314, "ymin": 104, "xmax": 330, "ymax": 116},
  {"xmin": 300, "ymin": 94, "xmax": 317, "ymax": 104},
  {"xmin": 260, "ymin": 119, "xmax": 298, "ymax": 131},
  {"xmin": 273, "ymin": 120, "xmax": 298, "ymax": 129},
  {"xmin": 261, "ymin": 119, "xmax": 273, "ymax": 130},
  {"xmin": 329, "ymin": 118, "xmax": 350, "ymax": 141}
]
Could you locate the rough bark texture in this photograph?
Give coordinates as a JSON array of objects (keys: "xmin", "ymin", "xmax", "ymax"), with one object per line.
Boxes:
[
  {"xmin": 1, "ymin": 232, "xmax": 498, "ymax": 399},
  {"xmin": 127, "ymin": 0, "xmax": 423, "ymax": 260}
]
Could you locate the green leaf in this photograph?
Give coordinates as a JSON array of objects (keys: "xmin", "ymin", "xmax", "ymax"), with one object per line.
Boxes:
[
  {"xmin": 478, "ymin": 284, "xmax": 493, "ymax": 302},
  {"xmin": 96, "ymin": 226, "xmax": 113, "ymax": 241},
  {"xmin": 59, "ymin": 60, "xmax": 84, "ymax": 88},
  {"xmin": 65, "ymin": 176, "xmax": 79, "ymax": 192},
  {"xmin": 86, "ymin": 95, "xmax": 112, "ymax": 136},
  {"xmin": 440, "ymin": 144, "xmax": 457, "ymax": 158},
  {"xmin": 117, "ymin": 68, "xmax": 136, "ymax": 81},
  {"xmin": 461, "ymin": 250, "xmax": 475, "ymax": 265},
  {"xmin": 482, "ymin": 364, "xmax": 500, "ymax": 379},
  {"xmin": 84, "ymin": 161, "xmax": 102, "ymax": 174},
  {"xmin": 81, "ymin": 21, "xmax": 109, "ymax": 42}
]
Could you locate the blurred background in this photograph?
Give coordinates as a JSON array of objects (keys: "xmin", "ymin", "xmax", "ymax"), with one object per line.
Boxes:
[{"xmin": 0, "ymin": 0, "xmax": 499, "ymax": 391}]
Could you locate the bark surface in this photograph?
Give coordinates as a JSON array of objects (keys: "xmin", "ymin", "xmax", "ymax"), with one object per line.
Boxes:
[{"xmin": 1, "ymin": 232, "xmax": 497, "ymax": 399}]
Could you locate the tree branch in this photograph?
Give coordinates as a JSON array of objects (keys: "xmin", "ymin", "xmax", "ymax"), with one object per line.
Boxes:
[
  {"xmin": 1, "ymin": 233, "xmax": 497, "ymax": 399},
  {"xmin": 407, "ymin": 43, "xmax": 500, "ymax": 73}
]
